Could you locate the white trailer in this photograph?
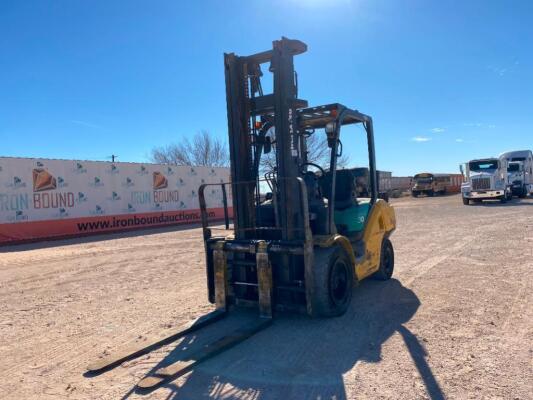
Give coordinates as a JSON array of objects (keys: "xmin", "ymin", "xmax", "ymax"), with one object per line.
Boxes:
[{"xmin": 499, "ymin": 150, "xmax": 533, "ymax": 197}]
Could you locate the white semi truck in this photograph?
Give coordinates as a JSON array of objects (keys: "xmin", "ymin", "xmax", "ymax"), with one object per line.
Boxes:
[
  {"xmin": 460, "ymin": 157, "xmax": 512, "ymax": 205},
  {"xmin": 499, "ymin": 150, "xmax": 533, "ymax": 198}
]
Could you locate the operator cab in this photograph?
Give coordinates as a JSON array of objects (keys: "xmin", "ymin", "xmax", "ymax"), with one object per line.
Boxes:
[
  {"xmin": 297, "ymin": 103, "xmax": 377, "ymax": 237},
  {"xmin": 255, "ymin": 102, "xmax": 377, "ymax": 239}
]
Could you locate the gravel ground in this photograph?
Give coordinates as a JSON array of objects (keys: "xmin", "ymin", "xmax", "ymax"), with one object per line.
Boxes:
[{"xmin": 0, "ymin": 194, "xmax": 531, "ymax": 400}]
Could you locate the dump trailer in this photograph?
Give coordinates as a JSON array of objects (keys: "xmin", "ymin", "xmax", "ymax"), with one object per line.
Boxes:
[{"xmin": 86, "ymin": 37, "xmax": 396, "ymax": 391}]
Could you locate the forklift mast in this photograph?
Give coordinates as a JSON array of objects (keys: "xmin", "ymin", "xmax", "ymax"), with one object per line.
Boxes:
[{"xmin": 224, "ymin": 37, "xmax": 309, "ymax": 241}]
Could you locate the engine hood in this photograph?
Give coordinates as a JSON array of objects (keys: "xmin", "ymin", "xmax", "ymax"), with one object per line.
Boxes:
[{"xmin": 470, "ymin": 171, "xmax": 496, "ymax": 178}]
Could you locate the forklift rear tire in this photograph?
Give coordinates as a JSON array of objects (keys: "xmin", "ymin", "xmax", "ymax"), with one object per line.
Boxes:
[
  {"xmin": 311, "ymin": 246, "xmax": 354, "ymax": 318},
  {"xmin": 372, "ymin": 238, "xmax": 394, "ymax": 281}
]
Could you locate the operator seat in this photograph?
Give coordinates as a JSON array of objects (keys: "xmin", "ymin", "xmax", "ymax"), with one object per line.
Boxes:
[
  {"xmin": 321, "ymin": 169, "xmax": 370, "ymax": 239},
  {"xmin": 320, "ymin": 169, "xmax": 357, "ymax": 210}
]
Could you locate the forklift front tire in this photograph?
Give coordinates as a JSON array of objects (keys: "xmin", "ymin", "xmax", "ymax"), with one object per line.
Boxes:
[
  {"xmin": 462, "ymin": 197, "xmax": 470, "ymax": 205},
  {"xmin": 372, "ymin": 238, "xmax": 394, "ymax": 281},
  {"xmin": 311, "ymin": 246, "xmax": 354, "ymax": 318}
]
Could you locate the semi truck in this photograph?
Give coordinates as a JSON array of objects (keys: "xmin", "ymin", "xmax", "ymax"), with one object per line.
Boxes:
[
  {"xmin": 499, "ymin": 150, "xmax": 533, "ymax": 198},
  {"xmin": 460, "ymin": 157, "xmax": 512, "ymax": 204}
]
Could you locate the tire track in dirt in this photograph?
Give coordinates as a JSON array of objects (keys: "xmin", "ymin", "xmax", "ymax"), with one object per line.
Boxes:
[
  {"xmin": 0, "ymin": 260, "xmax": 207, "ymax": 378},
  {"xmin": 401, "ymin": 206, "xmax": 527, "ymax": 288},
  {"xmin": 403, "ymin": 235, "xmax": 476, "ymax": 287}
]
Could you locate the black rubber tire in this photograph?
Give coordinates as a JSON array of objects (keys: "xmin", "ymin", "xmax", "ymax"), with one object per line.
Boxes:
[
  {"xmin": 428, "ymin": 190, "xmax": 434, "ymax": 197},
  {"xmin": 311, "ymin": 246, "xmax": 354, "ymax": 318},
  {"xmin": 412, "ymin": 191, "xmax": 418, "ymax": 198},
  {"xmin": 462, "ymin": 197, "xmax": 470, "ymax": 205},
  {"xmin": 500, "ymin": 196, "xmax": 507, "ymax": 204},
  {"xmin": 372, "ymin": 238, "xmax": 394, "ymax": 281},
  {"xmin": 519, "ymin": 188, "xmax": 526, "ymax": 198}
]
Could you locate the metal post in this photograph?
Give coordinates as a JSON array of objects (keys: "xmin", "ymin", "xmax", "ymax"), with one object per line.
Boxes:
[{"xmin": 365, "ymin": 118, "xmax": 378, "ymax": 205}]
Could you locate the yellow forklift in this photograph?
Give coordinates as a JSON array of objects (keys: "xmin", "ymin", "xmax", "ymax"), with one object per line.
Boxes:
[{"xmin": 86, "ymin": 37, "xmax": 396, "ymax": 391}]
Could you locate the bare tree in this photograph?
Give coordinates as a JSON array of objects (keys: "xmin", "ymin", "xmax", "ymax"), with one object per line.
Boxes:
[
  {"xmin": 151, "ymin": 130, "xmax": 229, "ymax": 167},
  {"xmin": 260, "ymin": 132, "xmax": 349, "ymax": 174}
]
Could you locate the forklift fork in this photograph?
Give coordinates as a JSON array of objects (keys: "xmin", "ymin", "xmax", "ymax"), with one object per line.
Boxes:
[{"xmin": 86, "ymin": 241, "xmax": 273, "ymax": 391}]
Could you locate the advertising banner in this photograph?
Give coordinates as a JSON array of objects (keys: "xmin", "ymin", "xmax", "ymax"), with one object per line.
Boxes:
[{"xmin": 0, "ymin": 158, "xmax": 231, "ymax": 244}]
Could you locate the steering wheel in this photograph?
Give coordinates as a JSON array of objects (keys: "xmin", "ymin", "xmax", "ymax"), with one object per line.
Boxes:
[{"xmin": 300, "ymin": 162, "xmax": 326, "ymax": 176}]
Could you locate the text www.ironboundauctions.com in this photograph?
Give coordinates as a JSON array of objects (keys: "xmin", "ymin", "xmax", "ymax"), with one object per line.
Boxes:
[{"xmin": 76, "ymin": 211, "xmax": 215, "ymax": 232}]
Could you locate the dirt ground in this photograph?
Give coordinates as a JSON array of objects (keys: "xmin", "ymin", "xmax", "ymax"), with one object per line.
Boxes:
[{"xmin": 0, "ymin": 194, "xmax": 531, "ymax": 400}]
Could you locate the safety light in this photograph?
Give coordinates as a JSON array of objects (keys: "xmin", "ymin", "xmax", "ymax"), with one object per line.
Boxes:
[{"xmin": 325, "ymin": 122, "xmax": 336, "ymax": 134}]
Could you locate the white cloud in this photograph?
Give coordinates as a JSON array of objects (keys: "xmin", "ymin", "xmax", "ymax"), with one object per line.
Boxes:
[
  {"xmin": 411, "ymin": 136, "xmax": 431, "ymax": 142},
  {"xmin": 455, "ymin": 138, "xmax": 464, "ymax": 143},
  {"xmin": 463, "ymin": 122, "xmax": 496, "ymax": 129},
  {"xmin": 431, "ymin": 127, "xmax": 445, "ymax": 133},
  {"xmin": 494, "ymin": 67, "xmax": 506, "ymax": 76},
  {"xmin": 71, "ymin": 120, "xmax": 103, "ymax": 129}
]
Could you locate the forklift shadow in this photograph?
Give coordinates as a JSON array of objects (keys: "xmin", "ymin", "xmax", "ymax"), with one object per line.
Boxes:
[{"xmin": 123, "ymin": 279, "xmax": 445, "ymax": 400}]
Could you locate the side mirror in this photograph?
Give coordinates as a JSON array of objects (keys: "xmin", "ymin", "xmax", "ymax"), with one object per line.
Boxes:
[{"xmin": 265, "ymin": 192, "xmax": 273, "ymax": 201}]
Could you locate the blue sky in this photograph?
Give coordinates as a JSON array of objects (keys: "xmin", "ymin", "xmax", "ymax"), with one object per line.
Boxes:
[{"xmin": 1, "ymin": 0, "xmax": 532, "ymax": 176}]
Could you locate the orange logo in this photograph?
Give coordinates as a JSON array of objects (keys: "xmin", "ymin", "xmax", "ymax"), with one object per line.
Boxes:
[
  {"xmin": 153, "ymin": 172, "xmax": 168, "ymax": 190},
  {"xmin": 32, "ymin": 168, "xmax": 57, "ymax": 192}
]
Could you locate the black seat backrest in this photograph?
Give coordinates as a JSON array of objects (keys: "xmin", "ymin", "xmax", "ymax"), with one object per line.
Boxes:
[{"xmin": 321, "ymin": 169, "xmax": 356, "ymax": 210}]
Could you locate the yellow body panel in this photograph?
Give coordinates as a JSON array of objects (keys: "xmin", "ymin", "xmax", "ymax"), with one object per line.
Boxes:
[
  {"xmin": 314, "ymin": 199, "xmax": 396, "ymax": 281},
  {"xmin": 356, "ymin": 199, "xmax": 396, "ymax": 279}
]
